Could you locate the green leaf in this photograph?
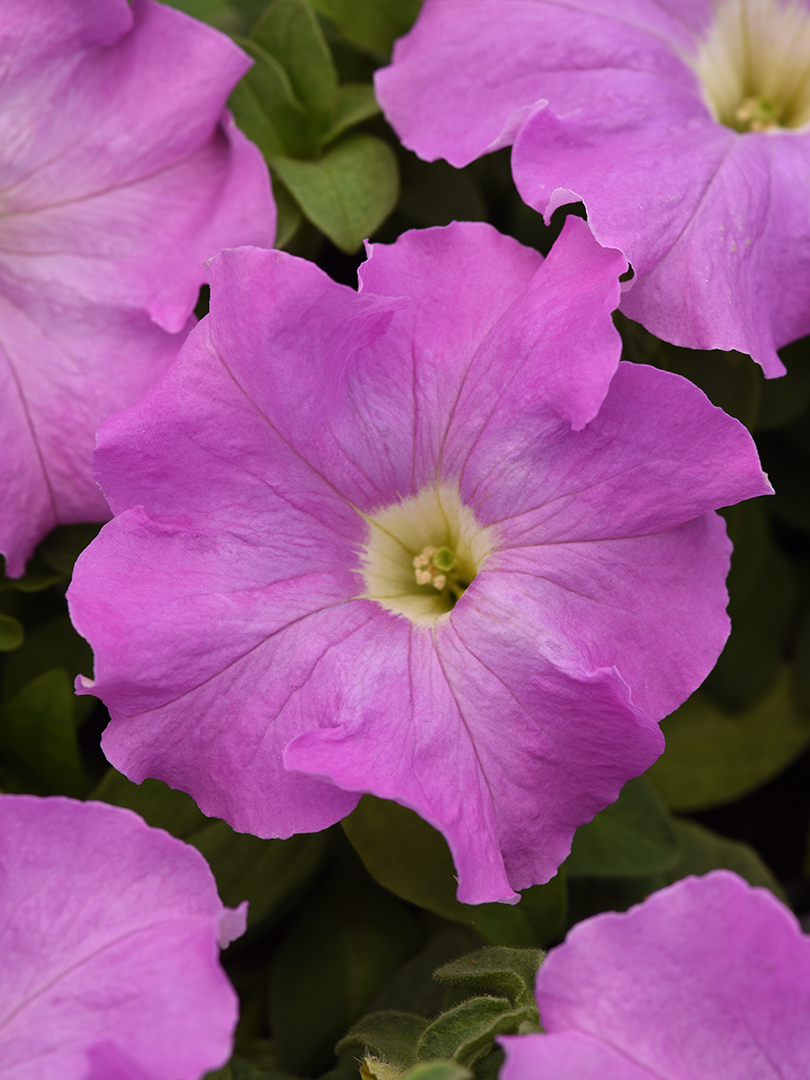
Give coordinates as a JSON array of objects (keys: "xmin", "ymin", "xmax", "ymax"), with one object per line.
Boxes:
[
  {"xmin": 159, "ymin": 0, "xmax": 243, "ymax": 31},
  {"xmin": 0, "ymin": 670, "xmax": 89, "ymax": 797},
  {"xmin": 416, "ymin": 996, "xmax": 536, "ymax": 1068},
  {"xmin": 323, "ymin": 83, "xmax": 380, "ymax": 144},
  {"xmin": 793, "ymin": 606, "xmax": 810, "ymax": 712},
  {"xmin": 566, "ymin": 873, "xmax": 665, "ymax": 925},
  {"xmin": 397, "ymin": 156, "xmax": 487, "ymax": 228},
  {"xmin": 91, "ymin": 768, "xmax": 328, "ymax": 930},
  {"xmin": 271, "ymin": 176, "xmax": 305, "ymax": 248},
  {"xmin": 337, "ymin": 1010, "xmax": 429, "ymax": 1068},
  {"xmin": 757, "ymin": 334, "xmax": 810, "ymax": 430},
  {"xmin": 757, "ymin": 431, "xmax": 810, "ymax": 534},
  {"xmin": 230, "ymin": 39, "xmax": 313, "ymax": 159},
  {"xmin": 269, "ymin": 843, "xmax": 425, "ymax": 1075},
  {"xmin": 204, "ymin": 1067, "xmax": 234, "ymax": 1080},
  {"xmin": 0, "ymin": 614, "xmax": 23, "ymax": 652},
  {"xmin": 204, "ymin": 1059, "xmax": 291, "ymax": 1080},
  {"xmin": 311, "ymin": 0, "xmax": 422, "ymax": 56},
  {"xmin": 433, "ymin": 947, "xmax": 543, "ymax": 1010},
  {"xmin": 0, "ymin": 557, "xmax": 63, "ymax": 593},
  {"xmin": 37, "ymin": 523, "xmax": 102, "ymax": 576},
  {"xmin": 191, "ymin": 817, "xmax": 328, "ymax": 929},
  {"xmin": 400, "ymin": 1064, "xmax": 471, "ymax": 1080},
  {"xmin": 703, "ymin": 500, "xmax": 796, "ymax": 711},
  {"xmin": 370, "ymin": 925, "xmax": 489, "ymax": 1018},
  {"xmin": 233, "ymin": 1056, "xmax": 296, "ymax": 1080},
  {"xmin": 3, "ymin": 615, "xmax": 95, "ymax": 724},
  {"xmin": 90, "ymin": 767, "xmax": 208, "ymax": 837},
  {"xmin": 252, "ymin": 0, "xmax": 337, "ymax": 136},
  {"xmin": 665, "ymin": 818, "xmax": 786, "ymax": 900},
  {"xmin": 565, "ymin": 776, "xmax": 679, "ymax": 877},
  {"xmin": 647, "ymin": 667, "xmax": 810, "ymax": 812},
  {"xmin": 271, "ymin": 133, "xmax": 398, "ymax": 252},
  {"xmin": 343, "ymin": 795, "xmax": 565, "ymax": 947},
  {"xmin": 618, "ymin": 315, "xmax": 763, "ymax": 429}
]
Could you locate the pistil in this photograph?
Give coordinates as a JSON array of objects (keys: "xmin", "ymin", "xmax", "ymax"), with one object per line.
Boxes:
[
  {"xmin": 413, "ymin": 544, "xmax": 470, "ymax": 601},
  {"xmin": 734, "ymin": 95, "xmax": 781, "ymax": 132}
]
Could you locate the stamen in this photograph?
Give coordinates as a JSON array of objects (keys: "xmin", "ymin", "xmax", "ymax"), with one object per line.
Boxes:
[
  {"xmin": 734, "ymin": 95, "xmax": 781, "ymax": 131},
  {"xmin": 412, "ymin": 545, "xmax": 457, "ymax": 591},
  {"xmin": 360, "ymin": 483, "xmax": 495, "ymax": 624}
]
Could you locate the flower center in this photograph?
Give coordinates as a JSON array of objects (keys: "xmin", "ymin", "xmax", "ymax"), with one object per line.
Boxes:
[
  {"xmin": 693, "ymin": 0, "xmax": 810, "ymax": 132},
  {"xmin": 359, "ymin": 484, "xmax": 496, "ymax": 624}
]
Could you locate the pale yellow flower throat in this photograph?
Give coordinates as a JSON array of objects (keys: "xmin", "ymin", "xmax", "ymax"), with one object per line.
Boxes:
[{"xmin": 694, "ymin": 0, "xmax": 810, "ymax": 132}]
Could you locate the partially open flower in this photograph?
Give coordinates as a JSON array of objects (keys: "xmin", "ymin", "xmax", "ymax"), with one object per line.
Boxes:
[
  {"xmin": 376, "ymin": 0, "xmax": 810, "ymax": 377},
  {"xmin": 0, "ymin": 795, "xmax": 245, "ymax": 1080},
  {"xmin": 0, "ymin": 0, "xmax": 275, "ymax": 577},
  {"xmin": 68, "ymin": 219, "xmax": 768, "ymax": 904},
  {"xmin": 501, "ymin": 871, "xmax": 810, "ymax": 1078}
]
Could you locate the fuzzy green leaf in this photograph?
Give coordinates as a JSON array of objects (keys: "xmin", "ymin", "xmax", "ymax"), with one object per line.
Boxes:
[
  {"xmin": 336, "ymin": 1010, "xmax": 429, "ymax": 1067},
  {"xmin": 399, "ymin": 1063, "xmax": 472, "ymax": 1080},
  {"xmin": 433, "ymin": 948, "xmax": 542, "ymax": 1010},
  {"xmin": 271, "ymin": 133, "xmax": 398, "ymax": 251},
  {"xmin": 416, "ymin": 997, "xmax": 536, "ymax": 1068}
]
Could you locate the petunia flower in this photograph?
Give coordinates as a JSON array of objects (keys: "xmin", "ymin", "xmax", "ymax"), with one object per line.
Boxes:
[
  {"xmin": 67, "ymin": 218, "xmax": 768, "ymax": 905},
  {"xmin": 500, "ymin": 870, "xmax": 810, "ymax": 1078},
  {"xmin": 0, "ymin": 794, "xmax": 245, "ymax": 1080},
  {"xmin": 0, "ymin": 0, "xmax": 275, "ymax": 577},
  {"xmin": 375, "ymin": 0, "xmax": 810, "ymax": 378}
]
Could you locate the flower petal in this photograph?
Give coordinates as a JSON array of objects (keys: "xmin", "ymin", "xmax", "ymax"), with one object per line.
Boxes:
[
  {"xmin": 0, "ymin": 795, "xmax": 241, "ymax": 1080},
  {"xmin": 375, "ymin": 0, "xmax": 707, "ymax": 167},
  {"xmin": 0, "ymin": 0, "xmax": 275, "ymax": 575},
  {"xmin": 285, "ymin": 607, "xmax": 664, "ymax": 903},
  {"xmin": 534, "ymin": 871, "xmax": 810, "ymax": 1077},
  {"xmin": 0, "ymin": 294, "xmax": 188, "ymax": 577},
  {"xmin": 461, "ymin": 362, "xmax": 770, "ymax": 545},
  {"xmin": 501, "ymin": 1031, "xmax": 658, "ymax": 1080}
]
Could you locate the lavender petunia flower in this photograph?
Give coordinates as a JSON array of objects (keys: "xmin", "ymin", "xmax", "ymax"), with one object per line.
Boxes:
[
  {"xmin": 0, "ymin": 0, "xmax": 275, "ymax": 577},
  {"xmin": 68, "ymin": 219, "xmax": 768, "ymax": 904},
  {"xmin": 0, "ymin": 794, "xmax": 245, "ymax": 1080},
  {"xmin": 501, "ymin": 870, "xmax": 810, "ymax": 1078},
  {"xmin": 375, "ymin": 0, "xmax": 810, "ymax": 378}
]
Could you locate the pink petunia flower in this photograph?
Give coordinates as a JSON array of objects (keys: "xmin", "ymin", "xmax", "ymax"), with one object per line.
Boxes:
[
  {"xmin": 501, "ymin": 870, "xmax": 810, "ymax": 1078},
  {"xmin": 0, "ymin": 794, "xmax": 245, "ymax": 1080},
  {"xmin": 375, "ymin": 0, "xmax": 810, "ymax": 378},
  {"xmin": 0, "ymin": 0, "xmax": 275, "ymax": 577},
  {"xmin": 67, "ymin": 219, "xmax": 768, "ymax": 905}
]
